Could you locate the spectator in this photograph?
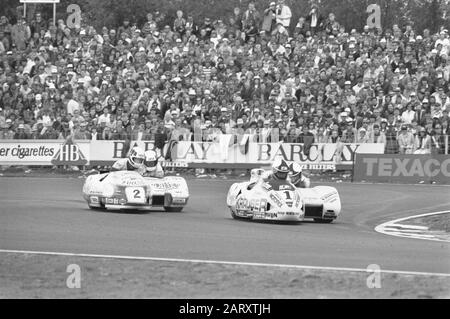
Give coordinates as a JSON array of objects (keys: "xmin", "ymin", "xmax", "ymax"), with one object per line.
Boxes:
[
  {"xmin": 414, "ymin": 126, "xmax": 431, "ymax": 154},
  {"xmin": 41, "ymin": 124, "xmax": 59, "ymax": 139},
  {"xmin": 369, "ymin": 124, "xmax": 387, "ymax": 144},
  {"xmin": 271, "ymin": 22, "xmax": 289, "ymax": 39},
  {"xmin": 0, "ymin": 16, "xmax": 12, "ymax": 43},
  {"xmin": 327, "ymin": 130, "xmax": 341, "ymax": 144},
  {"xmin": 0, "ymin": 28, "xmax": 11, "ymax": 53},
  {"xmin": 11, "ymin": 16, "xmax": 31, "ymax": 50},
  {"xmin": 397, "ymin": 125, "xmax": 415, "ymax": 154},
  {"xmin": 100, "ymin": 126, "xmax": 113, "ymax": 140},
  {"xmin": 262, "ymin": 2, "xmax": 277, "ymax": 34},
  {"xmin": 315, "ymin": 126, "xmax": 328, "ymax": 143},
  {"xmin": 341, "ymin": 121, "xmax": 357, "ymax": 143},
  {"xmin": 118, "ymin": 18, "xmax": 132, "ymax": 37},
  {"xmin": 385, "ymin": 123, "xmax": 399, "ymax": 154},
  {"xmin": 229, "ymin": 7, "xmax": 243, "ymax": 38},
  {"xmin": 402, "ymin": 102, "xmax": 416, "ymax": 124},
  {"xmin": 90, "ymin": 126, "xmax": 99, "ymax": 140},
  {"xmin": 243, "ymin": 17, "xmax": 258, "ymax": 42},
  {"xmin": 131, "ymin": 123, "xmax": 151, "ymax": 141},
  {"xmin": 13, "ymin": 124, "xmax": 30, "ymax": 139},
  {"xmin": 430, "ymin": 127, "xmax": 446, "ymax": 154},
  {"xmin": 0, "ymin": 121, "xmax": 14, "ymax": 139},
  {"xmin": 323, "ymin": 13, "xmax": 340, "ymax": 35},
  {"xmin": 154, "ymin": 121, "xmax": 169, "ymax": 158},
  {"xmin": 30, "ymin": 12, "xmax": 47, "ymax": 36},
  {"xmin": 275, "ymin": 0, "xmax": 292, "ymax": 29},
  {"xmin": 242, "ymin": 2, "xmax": 260, "ymax": 37},
  {"xmin": 173, "ymin": 10, "xmax": 186, "ymax": 37},
  {"xmin": 73, "ymin": 122, "xmax": 91, "ymax": 140},
  {"xmin": 294, "ymin": 17, "xmax": 308, "ymax": 37},
  {"xmin": 305, "ymin": 4, "xmax": 324, "ymax": 35},
  {"xmin": 356, "ymin": 127, "xmax": 369, "ymax": 143},
  {"xmin": 298, "ymin": 125, "xmax": 314, "ymax": 155},
  {"xmin": 111, "ymin": 123, "xmax": 129, "ymax": 140},
  {"xmin": 199, "ymin": 17, "xmax": 214, "ymax": 38}
]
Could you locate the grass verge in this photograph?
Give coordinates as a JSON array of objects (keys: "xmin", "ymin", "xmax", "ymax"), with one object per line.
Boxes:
[
  {"xmin": 1, "ymin": 252, "xmax": 449, "ymax": 299},
  {"xmin": 406, "ymin": 213, "xmax": 450, "ymax": 233}
]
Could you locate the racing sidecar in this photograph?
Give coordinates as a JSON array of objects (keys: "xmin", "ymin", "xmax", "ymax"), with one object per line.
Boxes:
[{"xmin": 82, "ymin": 170, "xmax": 189, "ymax": 212}]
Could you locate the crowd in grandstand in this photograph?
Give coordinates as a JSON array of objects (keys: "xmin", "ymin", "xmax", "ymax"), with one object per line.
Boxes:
[{"xmin": 0, "ymin": 0, "xmax": 449, "ymax": 155}]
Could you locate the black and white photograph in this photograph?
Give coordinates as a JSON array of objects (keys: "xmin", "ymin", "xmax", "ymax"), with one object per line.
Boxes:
[{"xmin": 0, "ymin": 0, "xmax": 449, "ymax": 303}]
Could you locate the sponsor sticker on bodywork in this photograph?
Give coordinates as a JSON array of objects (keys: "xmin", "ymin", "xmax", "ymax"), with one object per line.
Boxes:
[
  {"xmin": 150, "ymin": 182, "xmax": 181, "ymax": 190},
  {"xmin": 269, "ymin": 194, "xmax": 283, "ymax": 207},
  {"xmin": 90, "ymin": 196, "xmax": 99, "ymax": 204},
  {"xmin": 119, "ymin": 178, "xmax": 143, "ymax": 187},
  {"xmin": 264, "ymin": 212, "xmax": 278, "ymax": 219},
  {"xmin": 172, "ymin": 198, "xmax": 187, "ymax": 204},
  {"xmin": 236, "ymin": 197, "xmax": 267, "ymax": 212},
  {"xmin": 321, "ymin": 192, "xmax": 337, "ymax": 202}
]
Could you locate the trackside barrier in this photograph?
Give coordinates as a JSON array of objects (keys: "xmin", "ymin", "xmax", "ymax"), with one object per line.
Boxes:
[
  {"xmin": 0, "ymin": 138, "xmax": 385, "ymax": 171},
  {"xmin": 0, "ymin": 139, "xmax": 90, "ymax": 165},
  {"xmin": 353, "ymin": 153, "xmax": 450, "ymax": 184}
]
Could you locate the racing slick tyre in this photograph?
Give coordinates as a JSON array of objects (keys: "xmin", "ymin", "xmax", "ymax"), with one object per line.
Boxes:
[
  {"xmin": 88, "ymin": 200, "xmax": 106, "ymax": 210},
  {"xmin": 313, "ymin": 218, "xmax": 334, "ymax": 224},
  {"xmin": 88, "ymin": 205, "xmax": 105, "ymax": 211},
  {"xmin": 164, "ymin": 207, "xmax": 183, "ymax": 212},
  {"xmin": 230, "ymin": 209, "xmax": 247, "ymax": 220}
]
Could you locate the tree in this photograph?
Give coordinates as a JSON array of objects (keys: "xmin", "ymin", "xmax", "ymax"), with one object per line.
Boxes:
[
  {"xmin": 0, "ymin": 0, "xmax": 449, "ymax": 33},
  {"xmin": 428, "ymin": 0, "xmax": 444, "ymax": 33}
]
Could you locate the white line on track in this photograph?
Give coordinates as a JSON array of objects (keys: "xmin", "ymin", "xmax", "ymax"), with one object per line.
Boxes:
[
  {"xmin": 388, "ymin": 234, "xmax": 437, "ymax": 239},
  {"xmin": 381, "ymin": 228, "xmax": 429, "ymax": 233},
  {"xmin": 375, "ymin": 211, "xmax": 450, "ymax": 242},
  {"xmin": 0, "ymin": 249, "xmax": 449, "ymax": 277},
  {"xmin": 388, "ymin": 224, "xmax": 429, "ymax": 230}
]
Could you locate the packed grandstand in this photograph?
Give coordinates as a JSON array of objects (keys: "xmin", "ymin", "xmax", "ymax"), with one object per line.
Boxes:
[{"xmin": 0, "ymin": 0, "xmax": 449, "ymax": 173}]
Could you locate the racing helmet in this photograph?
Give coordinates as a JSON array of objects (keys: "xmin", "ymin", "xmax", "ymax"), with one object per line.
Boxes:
[
  {"xmin": 127, "ymin": 146, "xmax": 145, "ymax": 169},
  {"xmin": 143, "ymin": 150, "xmax": 158, "ymax": 172},
  {"xmin": 290, "ymin": 162, "xmax": 303, "ymax": 185},
  {"xmin": 272, "ymin": 158, "xmax": 290, "ymax": 180}
]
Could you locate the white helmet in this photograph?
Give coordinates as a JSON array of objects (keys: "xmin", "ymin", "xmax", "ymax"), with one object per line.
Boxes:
[
  {"xmin": 127, "ymin": 146, "xmax": 145, "ymax": 169},
  {"xmin": 272, "ymin": 158, "xmax": 290, "ymax": 180},
  {"xmin": 290, "ymin": 162, "xmax": 303, "ymax": 185},
  {"xmin": 144, "ymin": 150, "xmax": 158, "ymax": 172}
]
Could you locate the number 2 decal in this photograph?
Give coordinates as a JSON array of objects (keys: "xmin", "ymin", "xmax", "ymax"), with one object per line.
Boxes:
[{"xmin": 133, "ymin": 189, "xmax": 141, "ymax": 199}]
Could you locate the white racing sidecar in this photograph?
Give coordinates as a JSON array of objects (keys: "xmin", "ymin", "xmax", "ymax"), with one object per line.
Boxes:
[
  {"xmin": 82, "ymin": 170, "xmax": 189, "ymax": 212},
  {"xmin": 226, "ymin": 169, "xmax": 341, "ymax": 223}
]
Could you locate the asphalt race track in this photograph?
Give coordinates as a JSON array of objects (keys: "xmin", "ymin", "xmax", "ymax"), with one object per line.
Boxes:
[{"xmin": 1, "ymin": 177, "xmax": 449, "ymax": 274}]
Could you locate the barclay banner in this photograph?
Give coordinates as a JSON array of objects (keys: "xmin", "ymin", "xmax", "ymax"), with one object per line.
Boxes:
[
  {"xmin": 0, "ymin": 139, "xmax": 384, "ymax": 169},
  {"xmin": 353, "ymin": 154, "xmax": 450, "ymax": 184},
  {"xmin": 89, "ymin": 139, "xmax": 384, "ymax": 169},
  {"xmin": 171, "ymin": 141, "xmax": 384, "ymax": 166}
]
